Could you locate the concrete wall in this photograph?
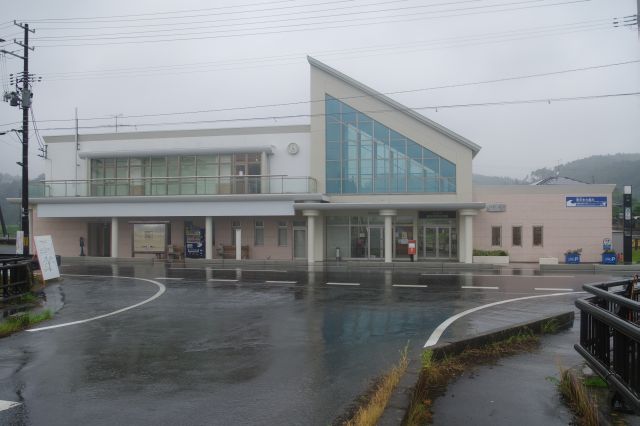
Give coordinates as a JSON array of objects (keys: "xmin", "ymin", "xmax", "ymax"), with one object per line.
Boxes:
[{"xmin": 473, "ymin": 184, "xmax": 615, "ymax": 263}]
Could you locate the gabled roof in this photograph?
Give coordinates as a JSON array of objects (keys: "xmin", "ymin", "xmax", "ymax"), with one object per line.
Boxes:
[
  {"xmin": 532, "ymin": 176, "xmax": 589, "ymax": 185},
  {"xmin": 308, "ymin": 56, "xmax": 481, "ymax": 157}
]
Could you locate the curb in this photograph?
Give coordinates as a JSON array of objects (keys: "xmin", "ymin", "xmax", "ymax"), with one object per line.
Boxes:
[{"xmin": 377, "ymin": 311, "xmax": 575, "ymax": 426}]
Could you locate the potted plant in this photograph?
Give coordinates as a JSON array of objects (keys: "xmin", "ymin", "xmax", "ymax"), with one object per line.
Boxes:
[
  {"xmin": 472, "ymin": 249, "xmax": 509, "ymax": 264},
  {"xmin": 564, "ymin": 248, "xmax": 582, "ymax": 264},
  {"xmin": 601, "ymin": 249, "xmax": 617, "ymax": 265}
]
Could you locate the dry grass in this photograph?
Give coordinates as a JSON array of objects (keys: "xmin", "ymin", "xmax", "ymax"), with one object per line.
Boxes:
[
  {"xmin": 343, "ymin": 346, "xmax": 409, "ymax": 426},
  {"xmin": 406, "ymin": 332, "xmax": 540, "ymax": 425},
  {"xmin": 558, "ymin": 368, "xmax": 600, "ymax": 426}
]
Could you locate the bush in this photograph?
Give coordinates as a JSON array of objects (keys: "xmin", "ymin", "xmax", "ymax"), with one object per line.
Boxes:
[{"xmin": 473, "ymin": 249, "xmax": 508, "ymax": 256}]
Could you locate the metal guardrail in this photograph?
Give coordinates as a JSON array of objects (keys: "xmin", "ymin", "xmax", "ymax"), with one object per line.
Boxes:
[
  {"xmin": 575, "ymin": 278, "xmax": 640, "ymax": 413},
  {"xmin": 39, "ymin": 175, "xmax": 318, "ymax": 197},
  {"xmin": 0, "ymin": 256, "xmax": 33, "ymax": 306}
]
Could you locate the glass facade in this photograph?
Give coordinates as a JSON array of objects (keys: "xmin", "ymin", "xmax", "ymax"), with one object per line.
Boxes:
[{"xmin": 325, "ymin": 95, "xmax": 456, "ymax": 194}]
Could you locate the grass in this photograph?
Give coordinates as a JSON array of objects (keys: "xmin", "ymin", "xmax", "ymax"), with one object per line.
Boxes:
[
  {"xmin": 633, "ymin": 248, "xmax": 640, "ymax": 264},
  {"xmin": 406, "ymin": 331, "xmax": 540, "ymax": 425},
  {"xmin": 541, "ymin": 318, "xmax": 560, "ymax": 334},
  {"xmin": 557, "ymin": 368, "xmax": 600, "ymax": 426},
  {"xmin": 0, "ymin": 310, "xmax": 52, "ymax": 338},
  {"xmin": 343, "ymin": 346, "xmax": 409, "ymax": 426}
]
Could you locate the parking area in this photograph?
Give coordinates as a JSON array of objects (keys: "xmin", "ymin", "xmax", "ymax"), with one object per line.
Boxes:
[{"xmin": 0, "ymin": 262, "xmax": 621, "ymax": 425}]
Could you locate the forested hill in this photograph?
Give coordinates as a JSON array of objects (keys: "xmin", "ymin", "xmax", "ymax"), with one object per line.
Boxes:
[{"xmin": 474, "ymin": 153, "xmax": 640, "ymax": 193}]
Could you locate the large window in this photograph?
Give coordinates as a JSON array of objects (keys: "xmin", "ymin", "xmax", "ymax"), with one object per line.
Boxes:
[
  {"xmin": 533, "ymin": 226, "xmax": 543, "ymax": 247},
  {"xmin": 325, "ymin": 95, "xmax": 456, "ymax": 194},
  {"xmin": 90, "ymin": 153, "xmax": 259, "ymax": 196}
]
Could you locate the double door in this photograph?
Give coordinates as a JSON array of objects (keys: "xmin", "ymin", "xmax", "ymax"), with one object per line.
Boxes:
[
  {"xmin": 423, "ymin": 226, "xmax": 456, "ymax": 259},
  {"xmin": 352, "ymin": 226, "xmax": 384, "ymax": 259}
]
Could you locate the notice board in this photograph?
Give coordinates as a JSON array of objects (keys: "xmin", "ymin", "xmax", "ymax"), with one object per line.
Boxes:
[{"xmin": 34, "ymin": 235, "xmax": 61, "ymax": 281}]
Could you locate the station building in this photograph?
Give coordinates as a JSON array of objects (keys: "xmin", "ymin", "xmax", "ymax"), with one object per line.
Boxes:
[{"xmin": 29, "ymin": 57, "xmax": 614, "ymax": 263}]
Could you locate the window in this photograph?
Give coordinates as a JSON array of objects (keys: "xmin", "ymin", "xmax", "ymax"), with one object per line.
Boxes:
[
  {"xmin": 512, "ymin": 226, "xmax": 522, "ymax": 247},
  {"xmin": 533, "ymin": 226, "xmax": 543, "ymax": 246},
  {"xmin": 231, "ymin": 220, "xmax": 241, "ymax": 245},
  {"xmin": 491, "ymin": 226, "xmax": 502, "ymax": 246},
  {"xmin": 278, "ymin": 221, "xmax": 288, "ymax": 246},
  {"xmin": 324, "ymin": 95, "xmax": 456, "ymax": 194},
  {"xmin": 254, "ymin": 220, "xmax": 264, "ymax": 246}
]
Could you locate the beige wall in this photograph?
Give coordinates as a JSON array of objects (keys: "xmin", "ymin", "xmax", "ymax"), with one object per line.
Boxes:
[
  {"xmin": 473, "ymin": 185, "xmax": 615, "ymax": 263},
  {"xmin": 32, "ymin": 208, "xmax": 88, "ymax": 257},
  {"xmin": 309, "ymin": 65, "xmax": 474, "ymax": 202}
]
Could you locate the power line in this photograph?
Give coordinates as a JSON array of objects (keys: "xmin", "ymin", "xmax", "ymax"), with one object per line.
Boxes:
[
  {"xmin": 33, "ymin": 0, "xmax": 591, "ymax": 47},
  {"xmin": 4, "ymin": 58, "xmax": 636, "ymax": 127},
  {"xmin": 6, "ymin": 90, "xmax": 639, "ymax": 133}
]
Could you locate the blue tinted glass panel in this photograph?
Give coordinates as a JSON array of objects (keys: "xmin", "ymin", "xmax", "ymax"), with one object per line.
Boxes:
[
  {"xmin": 326, "ymin": 161, "xmax": 341, "ymax": 179},
  {"xmin": 324, "ymin": 94, "xmax": 456, "ymax": 194}
]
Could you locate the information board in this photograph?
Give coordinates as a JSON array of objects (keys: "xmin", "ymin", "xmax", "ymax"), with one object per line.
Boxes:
[
  {"xmin": 34, "ymin": 235, "xmax": 60, "ymax": 281},
  {"xmin": 566, "ymin": 196, "xmax": 607, "ymax": 207},
  {"xmin": 133, "ymin": 223, "xmax": 166, "ymax": 253}
]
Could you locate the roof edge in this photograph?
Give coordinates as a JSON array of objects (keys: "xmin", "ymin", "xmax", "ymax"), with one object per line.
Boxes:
[{"xmin": 307, "ymin": 56, "xmax": 481, "ymax": 157}]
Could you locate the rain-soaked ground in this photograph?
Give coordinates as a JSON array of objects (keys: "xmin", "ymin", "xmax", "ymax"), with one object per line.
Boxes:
[{"xmin": 0, "ymin": 261, "xmax": 622, "ymax": 425}]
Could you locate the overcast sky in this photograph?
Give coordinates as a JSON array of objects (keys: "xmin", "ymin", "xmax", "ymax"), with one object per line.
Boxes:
[{"xmin": 0, "ymin": 0, "xmax": 638, "ymax": 179}]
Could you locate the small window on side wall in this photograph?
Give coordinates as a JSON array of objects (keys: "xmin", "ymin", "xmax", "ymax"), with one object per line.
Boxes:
[
  {"xmin": 278, "ymin": 221, "xmax": 288, "ymax": 246},
  {"xmin": 533, "ymin": 226, "xmax": 543, "ymax": 246},
  {"xmin": 254, "ymin": 220, "xmax": 264, "ymax": 246},
  {"xmin": 512, "ymin": 226, "xmax": 522, "ymax": 247},
  {"xmin": 491, "ymin": 226, "xmax": 502, "ymax": 246}
]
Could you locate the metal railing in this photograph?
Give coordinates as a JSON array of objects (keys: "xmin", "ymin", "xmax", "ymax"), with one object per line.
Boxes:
[
  {"xmin": 40, "ymin": 175, "xmax": 318, "ymax": 197},
  {"xmin": 575, "ymin": 278, "xmax": 640, "ymax": 412},
  {"xmin": 0, "ymin": 256, "xmax": 33, "ymax": 305}
]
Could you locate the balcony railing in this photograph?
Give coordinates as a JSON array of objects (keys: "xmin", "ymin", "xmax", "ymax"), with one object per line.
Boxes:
[{"xmin": 40, "ymin": 175, "xmax": 318, "ymax": 198}]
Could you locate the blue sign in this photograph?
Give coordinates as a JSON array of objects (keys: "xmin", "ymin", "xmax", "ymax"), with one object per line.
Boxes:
[{"xmin": 566, "ymin": 196, "xmax": 607, "ymax": 208}]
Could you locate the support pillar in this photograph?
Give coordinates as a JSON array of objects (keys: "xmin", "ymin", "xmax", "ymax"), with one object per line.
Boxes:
[
  {"xmin": 303, "ymin": 210, "xmax": 319, "ymax": 265},
  {"xmin": 205, "ymin": 216, "xmax": 213, "ymax": 260},
  {"xmin": 459, "ymin": 209, "xmax": 477, "ymax": 264},
  {"xmin": 458, "ymin": 214, "xmax": 466, "ymax": 263},
  {"xmin": 235, "ymin": 228, "xmax": 242, "ymax": 260},
  {"xmin": 380, "ymin": 209, "xmax": 397, "ymax": 263},
  {"xmin": 110, "ymin": 217, "xmax": 118, "ymax": 258}
]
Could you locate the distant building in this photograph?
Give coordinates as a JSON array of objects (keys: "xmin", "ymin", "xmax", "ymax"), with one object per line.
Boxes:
[{"xmin": 27, "ymin": 57, "xmax": 614, "ymax": 263}]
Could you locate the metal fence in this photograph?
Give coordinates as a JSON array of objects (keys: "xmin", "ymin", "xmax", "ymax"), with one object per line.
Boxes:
[
  {"xmin": 0, "ymin": 256, "xmax": 33, "ymax": 305},
  {"xmin": 575, "ymin": 278, "xmax": 640, "ymax": 412}
]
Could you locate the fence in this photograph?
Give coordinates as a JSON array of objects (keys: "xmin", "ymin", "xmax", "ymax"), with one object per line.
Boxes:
[
  {"xmin": 0, "ymin": 256, "xmax": 33, "ymax": 305},
  {"xmin": 575, "ymin": 278, "xmax": 640, "ymax": 412}
]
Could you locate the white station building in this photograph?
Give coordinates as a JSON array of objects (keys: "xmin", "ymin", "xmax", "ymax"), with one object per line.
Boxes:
[{"xmin": 29, "ymin": 57, "xmax": 614, "ymax": 264}]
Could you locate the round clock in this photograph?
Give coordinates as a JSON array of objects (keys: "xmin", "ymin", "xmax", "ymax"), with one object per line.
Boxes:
[{"xmin": 287, "ymin": 143, "xmax": 300, "ymax": 155}]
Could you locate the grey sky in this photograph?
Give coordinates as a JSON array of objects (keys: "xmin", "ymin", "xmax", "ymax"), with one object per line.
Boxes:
[{"xmin": 0, "ymin": 0, "xmax": 638, "ymax": 179}]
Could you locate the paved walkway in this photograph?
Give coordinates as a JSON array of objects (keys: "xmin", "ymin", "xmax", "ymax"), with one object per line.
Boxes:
[{"xmin": 432, "ymin": 311, "xmax": 640, "ymax": 426}]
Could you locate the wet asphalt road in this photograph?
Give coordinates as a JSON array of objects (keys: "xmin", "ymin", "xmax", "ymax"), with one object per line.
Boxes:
[{"xmin": 0, "ymin": 262, "xmax": 621, "ymax": 425}]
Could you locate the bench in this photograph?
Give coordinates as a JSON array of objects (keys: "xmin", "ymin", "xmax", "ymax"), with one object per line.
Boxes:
[{"xmin": 222, "ymin": 245, "xmax": 249, "ymax": 259}]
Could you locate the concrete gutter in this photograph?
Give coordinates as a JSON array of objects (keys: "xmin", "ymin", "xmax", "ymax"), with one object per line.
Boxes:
[{"xmin": 377, "ymin": 311, "xmax": 575, "ymax": 425}]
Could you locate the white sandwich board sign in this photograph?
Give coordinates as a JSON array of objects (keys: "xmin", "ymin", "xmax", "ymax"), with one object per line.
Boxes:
[{"xmin": 34, "ymin": 235, "xmax": 60, "ymax": 281}]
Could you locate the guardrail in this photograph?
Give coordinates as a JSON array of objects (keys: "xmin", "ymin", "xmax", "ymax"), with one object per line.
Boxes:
[
  {"xmin": 40, "ymin": 175, "xmax": 318, "ymax": 197},
  {"xmin": 575, "ymin": 278, "xmax": 640, "ymax": 412},
  {"xmin": 0, "ymin": 256, "xmax": 33, "ymax": 306}
]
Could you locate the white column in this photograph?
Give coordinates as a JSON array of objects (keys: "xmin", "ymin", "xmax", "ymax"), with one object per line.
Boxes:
[
  {"xmin": 303, "ymin": 210, "xmax": 319, "ymax": 264},
  {"xmin": 235, "ymin": 228, "xmax": 242, "ymax": 260},
  {"xmin": 380, "ymin": 209, "xmax": 397, "ymax": 263},
  {"xmin": 459, "ymin": 209, "xmax": 477, "ymax": 264},
  {"xmin": 458, "ymin": 214, "xmax": 466, "ymax": 263},
  {"xmin": 205, "ymin": 216, "xmax": 213, "ymax": 260},
  {"xmin": 110, "ymin": 217, "xmax": 118, "ymax": 258}
]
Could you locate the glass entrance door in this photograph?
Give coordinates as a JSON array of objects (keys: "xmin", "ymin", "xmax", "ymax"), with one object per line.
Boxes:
[
  {"xmin": 293, "ymin": 228, "xmax": 306, "ymax": 259},
  {"xmin": 368, "ymin": 226, "xmax": 384, "ymax": 259},
  {"xmin": 423, "ymin": 226, "xmax": 453, "ymax": 259}
]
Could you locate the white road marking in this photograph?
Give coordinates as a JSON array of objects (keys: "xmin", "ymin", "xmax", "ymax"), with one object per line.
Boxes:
[
  {"xmin": 392, "ymin": 284, "xmax": 428, "ymax": 288},
  {"xmin": 461, "ymin": 286, "xmax": 499, "ymax": 290},
  {"xmin": 153, "ymin": 277, "xmax": 184, "ymax": 281},
  {"xmin": 534, "ymin": 287, "xmax": 574, "ymax": 292},
  {"xmin": 421, "ymin": 273, "xmax": 574, "ymax": 278},
  {"xmin": 28, "ymin": 274, "xmax": 166, "ymax": 332},
  {"xmin": 423, "ymin": 291, "xmax": 585, "ymax": 348},
  {"xmin": 207, "ymin": 278, "xmax": 238, "ymax": 282},
  {"xmin": 265, "ymin": 280, "xmax": 297, "ymax": 284},
  {"xmin": 326, "ymin": 282, "xmax": 360, "ymax": 286},
  {"xmin": 0, "ymin": 400, "xmax": 21, "ymax": 412}
]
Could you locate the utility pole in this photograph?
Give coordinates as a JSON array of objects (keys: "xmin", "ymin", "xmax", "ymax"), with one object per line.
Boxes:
[{"xmin": 1, "ymin": 21, "xmax": 36, "ymax": 256}]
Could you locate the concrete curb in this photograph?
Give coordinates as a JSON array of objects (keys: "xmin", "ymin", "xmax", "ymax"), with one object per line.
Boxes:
[
  {"xmin": 541, "ymin": 263, "xmax": 640, "ymax": 272},
  {"xmin": 377, "ymin": 311, "xmax": 575, "ymax": 426}
]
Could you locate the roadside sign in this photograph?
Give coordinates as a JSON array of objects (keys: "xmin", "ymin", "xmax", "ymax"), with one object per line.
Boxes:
[
  {"xmin": 408, "ymin": 240, "xmax": 417, "ymax": 255},
  {"xmin": 34, "ymin": 235, "xmax": 60, "ymax": 281}
]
